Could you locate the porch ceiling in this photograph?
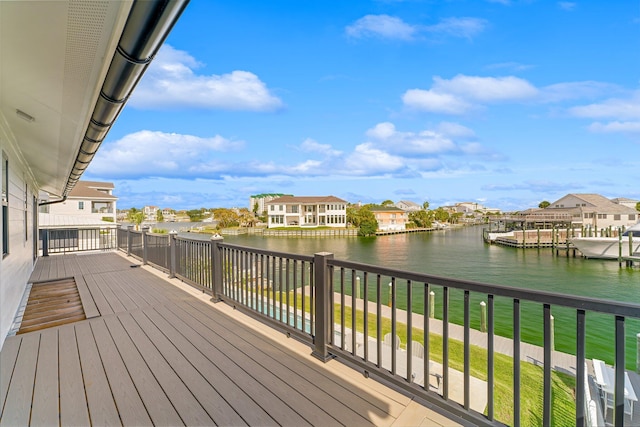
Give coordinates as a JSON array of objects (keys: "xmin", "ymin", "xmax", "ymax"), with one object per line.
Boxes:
[{"xmin": 0, "ymin": 1, "xmax": 132, "ymax": 197}]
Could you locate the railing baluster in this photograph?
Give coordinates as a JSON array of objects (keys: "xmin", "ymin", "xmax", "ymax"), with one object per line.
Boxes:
[
  {"xmin": 576, "ymin": 309, "xmax": 586, "ymax": 427},
  {"xmin": 391, "ymin": 277, "xmax": 397, "ymax": 376},
  {"xmin": 285, "ymin": 258, "xmax": 290, "ymax": 325},
  {"xmin": 488, "ymin": 294, "xmax": 495, "ymax": 420},
  {"xmin": 407, "ymin": 279, "xmax": 412, "ymax": 383},
  {"xmin": 614, "ymin": 315, "xmax": 625, "ymax": 427},
  {"xmin": 443, "ymin": 286, "xmax": 449, "ymax": 400},
  {"xmin": 377, "ymin": 274, "xmax": 382, "ymax": 369},
  {"xmin": 293, "ymin": 260, "xmax": 298, "ymax": 330},
  {"xmin": 543, "ymin": 304, "xmax": 552, "ymax": 426},
  {"xmin": 340, "ymin": 268, "xmax": 345, "ymax": 349},
  {"xmin": 363, "ymin": 272, "xmax": 369, "ymax": 361},
  {"xmin": 514, "ymin": 298, "xmax": 521, "ymax": 427},
  {"xmin": 279, "ymin": 257, "xmax": 284, "ymax": 324},
  {"xmin": 424, "ymin": 283, "xmax": 430, "ymax": 391},
  {"xmin": 464, "ymin": 290, "xmax": 470, "ymax": 410},
  {"xmin": 351, "ymin": 269, "xmax": 356, "ymax": 355}
]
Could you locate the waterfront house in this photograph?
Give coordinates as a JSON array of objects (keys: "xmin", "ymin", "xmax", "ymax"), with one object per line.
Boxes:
[
  {"xmin": 143, "ymin": 205, "xmax": 160, "ymax": 222},
  {"xmin": 547, "ymin": 193, "xmax": 638, "ymax": 229},
  {"xmin": 396, "ymin": 200, "xmax": 422, "ymax": 212},
  {"xmin": 42, "ymin": 181, "xmax": 117, "ymax": 223},
  {"xmin": 249, "ymin": 193, "xmax": 292, "ymax": 216},
  {"xmin": 370, "ymin": 206, "xmax": 409, "ymax": 231},
  {"xmin": 265, "ymin": 195, "xmax": 347, "ymax": 228}
]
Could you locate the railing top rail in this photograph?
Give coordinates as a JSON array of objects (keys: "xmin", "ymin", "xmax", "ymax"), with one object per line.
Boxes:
[
  {"xmin": 174, "ymin": 234, "xmax": 216, "ymax": 243},
  {"xmin": 219, "ymin": 242, "xmax": 315, "ymax": 263},
  {"xmin": 328, "ymin": 257, "xmax": 640, "ymax": 317}
]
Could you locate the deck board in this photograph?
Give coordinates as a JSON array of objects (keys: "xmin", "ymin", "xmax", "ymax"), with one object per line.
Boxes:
[
  {"xmin": 103, "ymin": 315, "xmax": 185, "ymax": 426},
  {"xmin": 150, "ymin": 305, "xmax": 302, "ymax": 426},
  {"xmin": 90, "ymin": 320, "xmax": 153, "ymax": 426},
  {"xmin": 30, "ymin": 329, "xmax": 59, "ymax": 426},
  {"xmin": 0, "ymin": 334, "xmax": 39, "ymax": 427},
  {"xmin": 75, "ymin": 322, "xmax": 122, "ymax": 426},
  {"xmin": 129, "ymin": 310, "xmax": 249, "ymax": 426},
  {"xmin": 76, "ymin": 276, "xmax": 100, "ymax": 319},
  {"xmin": 0, "ymin": 253, "xmax": 464, "ymax": 427},
  {"xmin": 58, "ymin": 325, "xmax": 91, "ymax": 427},
  {"xmin": 180, "ymin": 298, "xmax": 390, "ymax": 425},
  {"xmin": 0, "ymin": 333, "xmax": 21, "ymax": 415}
]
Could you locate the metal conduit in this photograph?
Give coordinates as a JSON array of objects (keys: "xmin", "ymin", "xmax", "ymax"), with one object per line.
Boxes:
[{"xmin": 63, "ymin": 0, "xmax": 189, "ymax": 196}]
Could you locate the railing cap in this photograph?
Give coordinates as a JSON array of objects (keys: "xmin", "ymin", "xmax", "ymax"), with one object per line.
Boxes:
[{"xmin": 169, "ymin": 230, "xmax": 178, "ymax": 235}]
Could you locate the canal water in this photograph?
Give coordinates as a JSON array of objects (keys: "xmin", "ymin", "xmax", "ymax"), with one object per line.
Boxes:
[{"xmin": 198, "ymin": 226, "xmax": 639, "ymax": 367}]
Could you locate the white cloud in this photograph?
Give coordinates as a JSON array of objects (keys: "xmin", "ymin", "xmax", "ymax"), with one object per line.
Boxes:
[
  {"xmin": 433, "ymin": 75, "xmax": 538, "ymax": 101},
  {"xmin": 343, "ymin": 143, "xmax": 406, "ymax": 175},
  {"xmin": 540, "ymin": 81, "xmax": 620, "ymax": 103},
  {"xmin": 346, "ymin": 15, "xmax": 486, "ymax": 41},
  {"xmin": 89, "ymin": 130, "xmax": 243, "ymax": 178},
  {"xmin": 587, "ymin": 121, "xmax": 640, "ymax": 133},
  {"xmin": 130, "ymin": 45, "xmax": 283, "ymax": 111},
  {"xmin": 558, "ymin": 2, "xmax": 576, "ymax": 11},
  {"xmin": 402, "ymin": 89, "xmax": 471, "ymax": 114},
  {"xmin": 436, "ymin": 122, "xmax": 476, "ymax": 138},
  {"xmin": 366, "ymin": 122, "xmax": 458, "ymax": 156},
  {"xmin": 425, "ymin": 17, "xmax": 488, "ymax": 39},
  {"xmin": 346, "ymin": 15, "xmax": 417, "ymax": 40},
  {"xmin": 569, "ymin": 93, "xmax": 640, "ymax": 119},
  {"xmin": 485, "ymin": 62, "xmax": 534, "ymax": 72},
  {"xmin": 298, "ymin": 138, "xmax": 342, "ymax": 156}
]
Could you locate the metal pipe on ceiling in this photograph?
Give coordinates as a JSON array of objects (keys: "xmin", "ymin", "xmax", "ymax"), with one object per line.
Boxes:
[{"xmin": 63, "ymin": 0, "xmax": 189, "ymax": 196}]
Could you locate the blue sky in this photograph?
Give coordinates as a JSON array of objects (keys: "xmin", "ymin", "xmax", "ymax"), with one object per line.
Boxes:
[{"xmin": 85, "ymin": 0, "xmax": 640, "ymax": 211}]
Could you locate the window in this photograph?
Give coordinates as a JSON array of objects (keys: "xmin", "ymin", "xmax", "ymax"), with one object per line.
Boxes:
[
  {"xmin": 78, "ymin": 201, "xmax": 84, "ymax": 210},
  {"xmin": 584, "ymin": 213, "xmax": 594, "ymax": 219},
  {"xmin": 597, "ymin": 214, "xmax": 607, "ymax": 219},
  {"xmin": 614, "ymin": 214, "xmax": 621, "ymax": 220},
  {"xmin": 2, "ymin": 151, "xmax": 8, "ymax": 256},
  {"xmin": 630, "ymin": 214, "xmax": 637, "ymax": 221},
  {"xmin": 92, "ymin": 201, "xmax": 112, "ymax": 213}
]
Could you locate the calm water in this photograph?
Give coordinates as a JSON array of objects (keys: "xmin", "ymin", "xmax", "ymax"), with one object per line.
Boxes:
[{"xmin": 206, "ymin": 226, "xmax": 640, "ymax": 367}]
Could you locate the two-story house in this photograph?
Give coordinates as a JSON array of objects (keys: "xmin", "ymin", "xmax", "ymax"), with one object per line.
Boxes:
[
  {"xmin": 266, "ymin": 196, "xmax": 347, "ymax": 228},
  {"xmin": 143, "ymin": 205, "xmax": 159, "ymax": 222},
  {"xmin": 42, "ymin": 181, "xmax": 117, "ymax": 222},
  {"xmin": 370, "ymin": 206, "xmax": 408, "ymax": 231},
  {"xmin": 546, "ymin": 193, "xmax": 638, "ymax": 229}
]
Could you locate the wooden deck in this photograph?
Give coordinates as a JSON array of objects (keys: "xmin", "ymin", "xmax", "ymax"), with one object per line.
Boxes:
[{"xmin": 0, "ymin": 253, "xmax": 465, "ymax": 426}]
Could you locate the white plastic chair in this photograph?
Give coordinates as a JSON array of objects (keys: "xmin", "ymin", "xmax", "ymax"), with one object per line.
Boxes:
[
  {"xmin": 412, "ymin": 341, "xmax": 424, "ymax": 359},
  {"xmin": 383, "ymin": 333, "xmax": 400, "ymax": 349}
]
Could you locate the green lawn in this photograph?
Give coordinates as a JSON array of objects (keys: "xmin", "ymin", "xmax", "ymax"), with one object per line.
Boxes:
[{"xmin": 290, "ymin": 292, "xmax": 575, "ymax": 426}]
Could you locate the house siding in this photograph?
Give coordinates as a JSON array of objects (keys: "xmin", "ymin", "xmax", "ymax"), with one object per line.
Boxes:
[{"xmin": 0, "ymin": 132, "xmax": 38, "ymax": 350}]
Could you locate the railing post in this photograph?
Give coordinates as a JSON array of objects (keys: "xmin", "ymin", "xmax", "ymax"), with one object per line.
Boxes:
[
  {"xmin": 169, "ymin": 230, "xmax": 177, "ymax": 278},
  {"xmin": 312, "ymin": 251, "xmax": 334, "ymax": 362},
  {"xmin": 42, "ymin": 229, "xmax": 49, "ymax": 257},
  {"xmin": 211, "ymin": 234, "xmax": 224, "ymax": 302},
  {"xmin": 127, "ymin": 225, "xmax": 133, "ymax": 256},
  {"xmin": 141, "ymin": 226, "xmax": 149, "ymax": 265}
]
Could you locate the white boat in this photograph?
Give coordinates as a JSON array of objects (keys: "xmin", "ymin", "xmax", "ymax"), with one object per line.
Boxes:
[{"xmin": 571, "ymin": 223, "xmax": 640, "ymax": 259}]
